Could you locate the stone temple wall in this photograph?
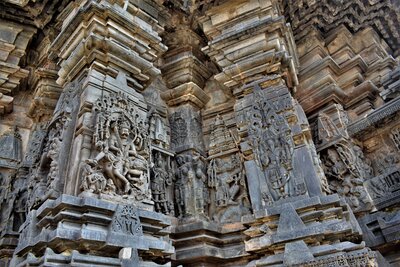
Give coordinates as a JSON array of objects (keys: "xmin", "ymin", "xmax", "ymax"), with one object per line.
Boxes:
[{"xmin": 0, "ymin": 0, "xmax": 399, "ymax": 266}]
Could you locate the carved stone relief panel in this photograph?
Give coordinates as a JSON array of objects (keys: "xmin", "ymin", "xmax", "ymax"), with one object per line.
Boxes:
[
  {"xmin": 0, "ymin": 127, "xmax": 22, "ymax": 169},
  {"xmin": 169, "ymin": 105, "xmax": 204, "ymax": 153},
  {"xmin": 173, "ymin": 150, "xmax": 208, "ymax": 219},
  {"xmin": 81, "ymin": 92, "xmax": 151, "ymax": 203},
  {"xmin": 390, "ymin": 125, "xmax": 400, "ymax": 151},
  {"xmin": 23, "ymin": 80, "xmax": 82, "ymax": 210},
  {"xmin": 208, "ymin": 154, "xmax": 250, "ymax": 223},
  {"xmin": 150, "ymin": 149, "xmax": 174, "ymax": 215},
  {"xmin": 248, "ymin": 87, "xmax": 298, "ymax": 202},
  {"xmin": 321, "ymin": 140, "xmax": 373, "ymax": 212},
  {"xmin": 0, "ymin": 168, "xmax": 28, "ymax": 236},
  {"xmin": 235, "ymin": 81, "xmax": 324, "ymax": 210},
  {"xmin": 362, "ymin": 129, "xmax": 400, "ymax": 210},
  {"xmin": 22, "ymin": 123, "xmax": 47, "ymax": 167},
  {"xmin": 313, "ymin": 104, "xmax": 350, "ymax": 147},
  {"xmin": 26, "ymin": 112, "xmax": 71, "ymax": 210},
  {"xmin": 206, "ymin": 115, "xmax": 251, "ymax": 223},
  {"xmin": 110, "ymin": 204, "xmax": 143, "ymax": 236},
  {"xmin": 366, "ymin": 169, "xmax": 400, "ymax": 210}
]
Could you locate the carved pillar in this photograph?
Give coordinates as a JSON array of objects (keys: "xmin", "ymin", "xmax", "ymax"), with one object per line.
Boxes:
[
  {"xmin": 200, "ymin": 0, "xmax": 323, "ymax": 212},
  {"xmin": 198, "ymin": 1, "xmax": 381, "ymax": 266},
  {"xmin": 161, "ymin": 21, "xmax": 211, "ymax": 219},
  {"xmin": 47, "ymin": 0, "xmax": 168, "ymax": 203},
  {"xmin": 12, "ymin": 1, "xmax": 174, "ymax": 266}
]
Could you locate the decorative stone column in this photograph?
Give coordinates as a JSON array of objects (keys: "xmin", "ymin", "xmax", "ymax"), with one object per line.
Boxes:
[
  {"xmin": 200, "ymin": 0, "xmax": 323, "ymax": 212},
  {"xmin": 198, "ymin": 0, "xmax": 383, "ymax": 265},
  {"xmin": 0, "ymin": 18, "xmax": 36, "ymax": 265},
  {"xmin": 11, "ymin": 1, "xmax": 174, "ymax": 266},
  {"xmin": 161, "ymin": 20, "xmax": 211, "ymax": 220}
]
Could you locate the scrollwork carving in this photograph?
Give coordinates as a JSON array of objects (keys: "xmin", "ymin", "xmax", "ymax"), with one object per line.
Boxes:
[
  {"xmin": 169, "ymin": 112, "xmax": 187, "ymax": 148},
  {"xmin": 111, "ymin": 205, "xmax": 143, "ymax": 236}
]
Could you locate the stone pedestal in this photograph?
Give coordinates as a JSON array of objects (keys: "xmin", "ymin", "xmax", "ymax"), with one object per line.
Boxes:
[{"xmin": 11, "ymin": 195, "xmax": 173, "ymax": 266}]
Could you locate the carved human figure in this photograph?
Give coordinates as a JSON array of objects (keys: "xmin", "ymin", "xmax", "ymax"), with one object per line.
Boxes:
[
  {"xmin": 353, "ymin": 145, "xmax": 373, "ymax": 178},
  {"xmin": 12, "ymin": 189, "xmax": 27, "ymax": 232},
  {"xmin": 207, "ymin": 153, "xmax": 250, "ymax": 222},
  {"xmin": 174, "ymin": 155, "xmax": 189, "ymax": 217},
  {"xmin": 81, "ymin": 161, "xmax": 107, "ymax": 194},
  {"xmin": 323, "ymin": 145, "xmax": 372, "ymax": 211},
  {"xmin": 104, "ymin": 179, "xmax": 117, "ymax": 195},
  {"xmin": 211, "ymin": 158, "xmax": 241, "ymax": 207},
  {"xmin": 192, "ymin": 151, "xmax": 208, "ymax": 215},
  {"xmin": 87, "ymin": 120, "xmax": 147, "ymax": 195},
  {"xmin": 249, "ymin": 91, "xmax": 297, "ymax": 203},
  {"xmin": 151, "ymin": 152, "xmax": 172, "ymax": 214},
  {"xmin": 266, "ymin": 165, "xmax": 293, "ymax": 200},
  {"xmin": 26, "ymin": 173, "xmax": 46, "ymax": 210},
  {"xmin": 46, "ymin": 137, "xmax": 61, "ymax": 186},
  {"xmin": 374, "ymin": 151, "xmax": 400, "ymax": 175},
  {"xmin": 317, "ymin": 112, "xmax": 341, "ymax": 142}
]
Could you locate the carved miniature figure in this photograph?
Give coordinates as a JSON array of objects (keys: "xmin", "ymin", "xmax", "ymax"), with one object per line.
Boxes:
[
  {"xmin": 193, "ymin": 151, "xmax": 208, "ymax": 216},
  {"xmin": 317, "ymin": 112, "xmax": 341, "ymax": 142},
  {"xmin": 81, "ymin": 161, "xmax": 107, "ymax": 194},
  {"xmin": 174, "ymin": 155, "xmax": 191, "ymax": 218},
  {"xmin": 207, "ymin": 153, "xmax": 250, "ymax": 222},
  {"xmin": 151, "ymin": 152, "xmax": 172, "ymax": 214},
  {"xmin": 322, "ymin": 143, "xmax": 373, "ymax": 211}
]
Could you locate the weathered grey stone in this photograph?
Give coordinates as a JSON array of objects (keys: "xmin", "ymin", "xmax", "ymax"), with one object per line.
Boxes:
[
  {"xmin": 283, "ymin": 240, "xmax": 314, "ymax": 265},
  {"xmin": 0, "ymin": 0, "xmax": 399, "ymax": 266}
]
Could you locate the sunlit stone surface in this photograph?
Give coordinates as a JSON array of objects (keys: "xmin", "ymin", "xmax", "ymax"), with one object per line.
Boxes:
[{"xmin": 0, "ymin": 0, "xmax": 399, "ymax": 266}]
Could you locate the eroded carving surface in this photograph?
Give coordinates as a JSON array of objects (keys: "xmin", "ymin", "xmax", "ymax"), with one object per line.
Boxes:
[{"xmin": 0, "ymin": 0, "xmax": 399, "ymax": 266}]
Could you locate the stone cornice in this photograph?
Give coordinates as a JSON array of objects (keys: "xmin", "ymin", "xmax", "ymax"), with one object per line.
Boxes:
[{"xmin": 347, "ymin": 96, "xmax": 400, "ymax": 136}]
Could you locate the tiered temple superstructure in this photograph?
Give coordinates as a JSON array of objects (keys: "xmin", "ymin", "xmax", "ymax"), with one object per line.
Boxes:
[{"xmin": 0, "ymin": 0, "xmax": 399, "ymax": 266}]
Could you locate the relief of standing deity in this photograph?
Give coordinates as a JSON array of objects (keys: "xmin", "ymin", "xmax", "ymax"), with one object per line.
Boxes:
[
  {"xmin": 248, "ymin": 87, "xmax": 297, "ymax": 202},
  {"xmin": 150, "ymin": 151, "xmax": 174, "ymax": 215}
]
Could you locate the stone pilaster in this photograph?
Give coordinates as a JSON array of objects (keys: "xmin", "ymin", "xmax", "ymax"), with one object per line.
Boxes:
[
  {"xmin": 0, "ymin": 127, "xmax": 24, "ymax": 266},
  {"xmin": 199, "ymin": 0, "xmax": 323, "ymax": 211},
  {"xmin": 11, "ymin": 1, "xmax": 174, "ymax": 266},
  {"xmin": 198, "ymin": 1, "xmax": 381, "ymax": 266},
  {"xmin": 161, "ymin": 20, "xmax": 211, "ymax": 220}
]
